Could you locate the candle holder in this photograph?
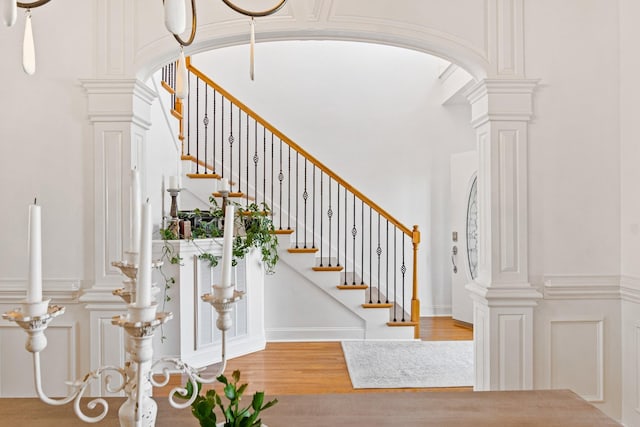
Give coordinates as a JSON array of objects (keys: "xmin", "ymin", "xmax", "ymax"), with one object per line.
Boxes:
[
  {"xmin": 3, "ymin": 260, "xmax": 244, "ymax": 426},
  {"xmin": 167, "ymin": 188, "xmax": 181, "ymax": 238}
]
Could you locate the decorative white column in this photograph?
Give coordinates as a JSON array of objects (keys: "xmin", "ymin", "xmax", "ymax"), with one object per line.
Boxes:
[
  {"xmin": 466, "ymin": 79, "xmax": 541, "ymax": 391},
  {"xmin": 80, "ymin": 79, "xmax": 156, "ymax": 395}
]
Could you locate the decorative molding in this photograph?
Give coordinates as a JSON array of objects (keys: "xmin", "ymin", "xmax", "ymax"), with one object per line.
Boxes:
[
  {"xmin": 0, "ymin": 279, "xmax": 82, "ymax": 302},
  {"xmin": 544, "ymin": 276, "xmax": 621, "ymax": 300},
  {"xmin": 499, "ymin": 313, "xmax": 525, "ymax": 390},
  {"xmin": 466, "ymin": 79, "xmax": 539, "ymax": 128},
  {"xmin": 496, "ymin": 0, "xmax": 524, "ymax": 77},
  {"xmin": 498, "ymin": 128, "xmax": 521, "ymax": 275},
  {"xmin": 621, "ymin": 276, "xmax": 640, "ymax": 304},
  {"xmin": 266, "ymin": 326, "xmax": 364, "ymax": 342},
  {"xmin": 549, "ymin": 318, "xmax": 604, "ymax": 402},
  {"xmin": 81, "ymin": 79, "xmax": 157, "ymax": 128}
]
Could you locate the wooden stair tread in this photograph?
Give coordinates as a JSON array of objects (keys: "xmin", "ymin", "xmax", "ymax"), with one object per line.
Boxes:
[
  {"xmin": 387, "ymin": 321, "xmax": 418, "ymax": 327},
  {"xmin": 187, "ymin": 173, "xmax": 221, "ymax": 179},
  {"xmin": 287, "ymin": 247, "xmax": 319, "ymax": 253},
  {"xmin": 212, "ymin": 192, "xmax": 245, "ymax": 198},
  {"xmin": 272, "ymin": 229, "xmax": 295, "ymax": 235},
  {"xmin": 312, "ymin": 266, "xmax": 344, "ymax": 272},
  {"xmin": 240, "ymin": 210, "xmax": 268, "ymax": 216},
  {"xmin": 362, "ymin": 303, "xmax": 393, "ymax": 308},
  {"xmin": 336, "ymin": 284, "xmax": 368, "ymax": 290}
]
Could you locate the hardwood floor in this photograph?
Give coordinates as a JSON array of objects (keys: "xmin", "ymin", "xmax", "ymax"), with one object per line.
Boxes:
[{"xmin": 157, "ymin": 316, "xmax": 473, "ymax": 397}]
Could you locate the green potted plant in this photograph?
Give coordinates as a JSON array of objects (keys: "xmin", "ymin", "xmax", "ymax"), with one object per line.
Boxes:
[{"xmin": 183, "ymin": 370, "xmax": 278, "ymax": 427}]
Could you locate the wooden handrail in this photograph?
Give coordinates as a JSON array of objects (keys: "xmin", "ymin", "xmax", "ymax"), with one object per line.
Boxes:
[{"xmin": 186, "ymin": 57, "xmax": 412, "ymax": 237}]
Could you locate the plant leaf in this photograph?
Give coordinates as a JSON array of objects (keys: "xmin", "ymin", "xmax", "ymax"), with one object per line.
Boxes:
[
  {"xmin": 251, "ymin": 391, "xmax": 264, "ymax": 410},
  {"xmin": 232, "ymin": 370, "xmax": 241, "ymax": 383}
]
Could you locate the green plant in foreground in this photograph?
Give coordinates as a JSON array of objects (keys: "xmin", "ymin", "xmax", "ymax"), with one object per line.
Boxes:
[{"xmin": 184, "ymin": 370, "xmax": 278, "ymax": 427}]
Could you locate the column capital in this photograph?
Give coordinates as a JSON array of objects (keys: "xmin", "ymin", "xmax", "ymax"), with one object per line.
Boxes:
[
  {"xmin": 80, "ymin": 79, "xmax": 157, "ymax": 129},
  {"xmin": 466, "ymin": 79, "xmax": 539, "ymax": 128}
]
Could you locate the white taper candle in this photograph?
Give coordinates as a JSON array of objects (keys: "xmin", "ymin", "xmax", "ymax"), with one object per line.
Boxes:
[
  {"xmin": 220, "ymin": 204, "xmax": 235, "ymax": 289},
  {"xmin": 136, "ymin": 201, "xmax": 152, "ymax": 307},
  {"xmin": 27, "ymin": 201, "xmax": 42, "ymax": 304},
  {"xmin": 131, "ymin": 169, "xmax": 141, "ymax": 254}
]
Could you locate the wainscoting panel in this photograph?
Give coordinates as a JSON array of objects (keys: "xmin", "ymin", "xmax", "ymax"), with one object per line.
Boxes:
[
  {"xmin": 636, "ymin": 321, "xmax": 640, "ymax": 413},
  {"xmin": 89, "ymin": 308, "xmax": 126, "ymax": 397},
  {"xmin": 0, "ymin": 321, "xmax": 76, "ymax": 397},
  {"xmin": 549, "ymin": 318, "xmax": 603, "ymax": 402},
  {"xmin": 499, "ymin": 313, "xmax": 524, "ymax": 390}
]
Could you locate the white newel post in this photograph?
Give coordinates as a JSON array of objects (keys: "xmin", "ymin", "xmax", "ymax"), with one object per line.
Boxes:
[{"xmin": 466, "ymin": 79, "xmax": 541, "ymax": 391}]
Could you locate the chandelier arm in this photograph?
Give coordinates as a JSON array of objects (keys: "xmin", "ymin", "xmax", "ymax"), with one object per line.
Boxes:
[
  {"xmin": 172, "ymin": 0, "xmax": 197, "ymax": 47},
  {"xmin": 17, "ymin": 0, "xmax": 51, "ymax": 9},
  {"xmin": 221, "ymin": 0, "xmax": 287, "ymax": 17}
]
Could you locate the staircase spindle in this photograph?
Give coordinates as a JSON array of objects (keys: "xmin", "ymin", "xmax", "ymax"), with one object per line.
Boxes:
[
  {"xmin": 402, "ymin": 233, "xmax": 406, "ymax": 322},
  {"xmin": 295, "ymin": 152, "xmax": 299, "ymax": 248},
  {"xmin": 377, "ymin": 214, "xmax": 381, "ymax": 304},
  {"xmin": 303, "ymin": 159, "xmax": 308, "ymax": 248},
  {"xmin": 352, "ymin": 193, "xmax": 356, "ymax": 285},
  {"xmin": 312, "ymin": 164, "xmax": 316, "ymax": 249},
  {"xmin": 319, "ymin": 172, "xmax": 324, "ymax": 267},
  {"xmin": 337, "ymin": 184, "xmax": 340, "ymax": 267},
  {"xmin": 361, "ymin": 199, "xmax": 365, "ymax": 285},
  {"xmin": 229, "ymin": 103, "xmax": 234, "ymax": 189},
  {"xmin": 393, "ymin": 226, "xmax": 397, "ymax": 322},
  {"xmin": 246, "ymin": 114, "xmax": 249, "ymax": 207},
  {"xmin": 343, "ymin": 187, "xmax": 348, "ymax": 285},
  {"xmin": 386, "ymin": 219, "xmax": 389, "ymax": 304},
  {"xmin": 203, "ymin": 86, "xmax": 209, "ymax": 174},
  {"xmin": 327, "ymin": 177, "xmax": 332, "ymax": 267},
  {"xmin": 196, "ymin": 77, "xmax": 200, "ymax": 173},
  {"xmin": 278, "ymin": 138, "xmax": 284, "ymax": 230}
]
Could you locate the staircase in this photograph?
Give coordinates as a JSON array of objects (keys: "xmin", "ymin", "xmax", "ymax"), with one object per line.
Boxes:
[{"xmin": 159, "ymin": 58, "xmax": 421, "ymax": 340}]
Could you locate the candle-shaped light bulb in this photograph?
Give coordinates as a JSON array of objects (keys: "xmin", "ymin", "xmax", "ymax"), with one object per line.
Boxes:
[
  {"xmin": 22, "ymin": 10, "xmax": 35, "ymax": 75},
  {"xmin": 136, "ymin": 201, "xmax": 152, "ymax": 308},
  {"xmin": 2, "ymin": 0, "xmax": 17, "ymax": 27},
  {"xmin": 131, "ymin": 169, "xmax": 141, "ymax": 255},
  {"xmin": 164, "ymin": 0, "xmax": 186, "ymax": 35},
  {"xmin": 220, "ymin": 204, "xmax": 235, "ymax": 289},
  {"xmin": 176, "ymin": 49, "xmax": 188, "ymax": 100},
  {"xmin": 27, "ymin": 200, "xmax": 42, "ymax": 304}
]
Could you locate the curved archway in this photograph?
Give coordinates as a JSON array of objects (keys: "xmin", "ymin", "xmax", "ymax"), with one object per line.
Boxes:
[{"xmin": 135, "ymin": 19, "xmax": 489, "ymax": 82}]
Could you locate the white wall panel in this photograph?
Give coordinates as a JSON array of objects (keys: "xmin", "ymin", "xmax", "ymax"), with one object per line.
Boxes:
[
  {"xmin": 549, "ymin": 318, "xmax": 603, "ymax": 402},
  {"xmin": 0, "ymin": 322, "xmax": 76, "ymax": 397}
]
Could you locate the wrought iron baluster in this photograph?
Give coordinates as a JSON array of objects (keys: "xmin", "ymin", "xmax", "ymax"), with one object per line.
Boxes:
[
  {"xmin": 287, "ymin": 146, "xmax": 291, "ymax": 230},
  {"xmin": 203, "ymin": 85, "xmax": 208, "ymax": 174},
  {"xmin": 312, "ymin": 164, "xmax": 316, "ymax": 249},
  {"xmin": 327, "ymin": 177, "xmax": 332, "ymax": 267},
  {"xmin": 253, "ymin": 121, "xmax": 258, "ymax": 205},
  {"xmin": 369, "ymin": 206, "xmax": 373, "ymax": 302},
  {"xmin": 212, "ymin": 89, "xmax": 216, "ymax": 172},
  {"xmin": 361, "ymin": 200, "xmax": 365, "ymax": 285},
  {"xmin": 385, "ymin": 219, "xmax": 389, "ymax": 304},
  {"xmin": 187, "ymin": 70, "xmax": 191, "ymax": 156},
  {"xmin": 303, "ymin": 159, "xmax": 308, "ymax": 248},
  {"xmin": 271, "ymin": 134, "xmax": 274, "ymax": 224},
  {"xmin": 319, "ymin": 172, "xmax": 323, "ymax": 266},
  {"xmin": 402, "ymin": 233, "xmax": 406, "ymax": 322},
  {"xmin": 337, "ymin": 184, "xmax": 340, "ymax": 267},
  {"xmin": 295, "ymin": 152, "xmax": 299, "ymax": 248},
  {"xmin": 278, "ymin": 139, "xmax": 283, "ymax": 230},
  {"xmin": 352, "ymin": 193, "xmax": 356, "ymax": 285},
  {"xmin": 195, "ymin": 77, "xmax": 200, "ymax": 173},
  {"xmin": 229, "ymin": 103, "xmax": 234, "ymax": 190},
  {"xmin": 238, "ymin": 111, "xmax": 242, "ymax": 194},
  {"xmin": 343, "ymin": 188, "xmax": 347, "ymax": 285},
  {"xmin": 377, "ymin": 214, "xmax": 382, "ymax": 304},
  {"xmin": 221, "ymin": 97, "xmax": 225, "ymax": 181},
  {"xmin": 245, "ymin": 114, "xmax": 249, "ymax": 208},
  {"xmin": 393, "ymin": 226, "xmax": 397, "ymax": 322}
]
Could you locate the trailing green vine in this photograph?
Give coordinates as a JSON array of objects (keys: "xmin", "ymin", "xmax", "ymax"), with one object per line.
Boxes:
[{"xmin": 156, "ymin": 199, "xmax": 279, "ymax": 340}]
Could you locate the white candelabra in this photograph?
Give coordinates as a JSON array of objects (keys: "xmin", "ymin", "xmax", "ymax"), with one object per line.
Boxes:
[{"xmin": 3, "ymin": 197, "xmax": 241, "ymax": 426}]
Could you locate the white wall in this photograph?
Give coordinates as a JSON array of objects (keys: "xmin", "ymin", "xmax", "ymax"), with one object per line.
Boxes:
[
  {"xmin": 620, "ymin": 0, "xmax": 640, "ymax": 424},
  {"xmin": 190, "ymin": 41, "xmax": 476, "ymax": 316}
]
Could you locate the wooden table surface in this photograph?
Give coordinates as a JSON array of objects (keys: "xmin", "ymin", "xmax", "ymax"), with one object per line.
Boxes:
[{"xmin": 0, "ymin": 389, "xmax": 621, "ymax": 426}]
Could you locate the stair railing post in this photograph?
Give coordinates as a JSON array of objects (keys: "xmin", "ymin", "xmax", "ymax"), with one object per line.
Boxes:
[{"xmin": 411, "ymin": 225, "xmax": 420, "ymax": 339}]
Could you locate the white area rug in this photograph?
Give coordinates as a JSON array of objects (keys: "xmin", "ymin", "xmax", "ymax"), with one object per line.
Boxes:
[{"xmin": 341, "ymin": 340, "xmax": 474, "ymax": 388}]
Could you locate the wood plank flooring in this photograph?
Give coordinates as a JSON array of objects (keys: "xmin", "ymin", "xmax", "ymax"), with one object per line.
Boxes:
[{"xmin": 157, "ymin": 316, "xmax": 473, "ymax": 397}]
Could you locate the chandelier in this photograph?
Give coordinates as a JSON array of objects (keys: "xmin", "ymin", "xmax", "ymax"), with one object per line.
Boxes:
[{"xmin": 2, "ymin": 0, "xmax": 287, "ymax": 78}]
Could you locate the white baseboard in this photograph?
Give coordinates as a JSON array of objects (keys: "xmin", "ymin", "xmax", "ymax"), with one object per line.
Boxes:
[
  {"xmin": 421, "ymin": 305, "xmax": 452, "ymax": 317},
  {"xmin": 266, "ymin": 326, "xmax": 364, "ymax": 342}
]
